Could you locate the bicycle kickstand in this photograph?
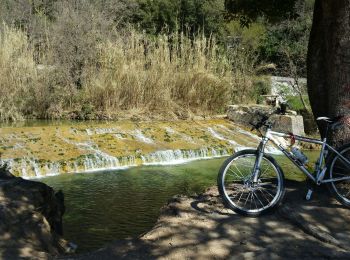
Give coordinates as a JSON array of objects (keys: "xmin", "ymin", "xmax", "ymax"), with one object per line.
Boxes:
[{"xmin": 305, "ymin": 188, "xmax": 313, "ymax": 201}]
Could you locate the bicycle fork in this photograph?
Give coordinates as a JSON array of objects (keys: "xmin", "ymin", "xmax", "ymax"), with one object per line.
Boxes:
[{"xmin": 252, "ymin": 137, "xmax": 269, "ymax": 183}]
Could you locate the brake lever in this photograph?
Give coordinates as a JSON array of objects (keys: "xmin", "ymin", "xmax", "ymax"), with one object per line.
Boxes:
[{"xmin": 249, "ymin": 122, "xmax": 256, "ymax": 131}]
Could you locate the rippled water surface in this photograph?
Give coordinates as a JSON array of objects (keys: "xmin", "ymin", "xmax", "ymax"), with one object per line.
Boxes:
[
  {"xmin": 40, "ymin": 152, "xmax": 316, "ymax": 253},
  {"xmin": 41, "ymin": 158, "xmax": 227, "ymax": 252}
]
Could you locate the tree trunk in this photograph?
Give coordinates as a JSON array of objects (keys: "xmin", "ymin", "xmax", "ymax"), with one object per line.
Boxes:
[{"xmin": 307, "ymin": 0, "xmax": 350, "ymax": 147}]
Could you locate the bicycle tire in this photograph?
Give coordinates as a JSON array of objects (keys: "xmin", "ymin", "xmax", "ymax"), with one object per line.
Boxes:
[
  {"xmin": 217, "ymin": 149, "xmax": 285, "ymax": 216},
  {"xmin": 327, "ymin": 143, "xmax": 350, "ymax": 207}
]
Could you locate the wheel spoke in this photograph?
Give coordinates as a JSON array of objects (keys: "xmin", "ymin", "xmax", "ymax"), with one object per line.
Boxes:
[
  {"xmin": 250, "ymin": 191, "xmax": 257, "ymax": 209},
  {"xmin": 260, "ymin": 164, "xmax": 272, "ymax": 178},
  {"xmin": 228, "ymin": 166, "xmax": 246, "ymax": 179},
  {"xmin": 237, "ymin": 191, "xmax": 245, "ymax": 203},
  {"xmin": 332, "ymin": 172, "xmax": 349, "ymax": 177},
  {"xmin": 258, "ymin": 188, "xmax": 270, "ymax": 204},
  {"xmin": 252, "ymin": 191, "xmax": 264, "ymax": 208},
  {"xmin": 329, "ymin": 149, "xmax": 350, "ymax": 204},
  {"xmin": 259, "ymin": 187, "xmax": 275, "ymax": 198},
  {"xmin": 232, "ymin": 164, "xmax": 246, "ymax": 179},
  {"xmin": 219, "ymin": 153, "xmax": 283, "ymax": 215}
]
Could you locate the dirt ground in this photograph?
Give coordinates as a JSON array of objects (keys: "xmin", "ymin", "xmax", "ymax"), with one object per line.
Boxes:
[{"xmin": 63, "ymin": 181, "xmax": 350, "ymax": 260}]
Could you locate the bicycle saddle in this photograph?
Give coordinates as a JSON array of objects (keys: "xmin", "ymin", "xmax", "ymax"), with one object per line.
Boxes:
[
  {"xmin": 317, "ymin": 116, "xmax": 344, "ymax": 130},
  {"xmin": 316, "ymin": 117, "xmax": 334, "ymax": 123}
]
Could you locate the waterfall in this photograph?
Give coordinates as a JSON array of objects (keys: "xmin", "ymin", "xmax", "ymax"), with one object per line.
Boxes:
[
  {"xmin": 164, "ymin": 127, "xmax": 194, "ymax": 143},
  {"xmin": 6, "ymin": 147, "xmax": 229, "ymax": 179},
  {"xmin": 132, "ymin": 129, "xmax": 154, "ymax": 144},
  {"xmin": 207, "ymin": 127, "xmax": 241, "ymax": 146},
  {"xmin": 141, "ymin": 147, "xmax": 229, "ymax": 165},
  {"xmin": 0, "ymin": 119, "xmax": 287, "ymax": 178}
]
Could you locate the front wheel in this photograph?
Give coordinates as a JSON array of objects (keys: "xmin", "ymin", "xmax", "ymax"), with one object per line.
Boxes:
[
  {"xmin": 217, "ymin": 149, "xmax": 285, "ymax": 216},
  {"xmin": 327, "ymin": 144, "xmax": 350, "ymax": 207}
]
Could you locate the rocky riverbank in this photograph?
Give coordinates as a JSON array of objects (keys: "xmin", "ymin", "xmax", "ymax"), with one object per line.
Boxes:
[
  {"xmin": 0, "ymin": 164, "xmax": 72, "ymax": 259},
  {"xmin": 66, "ymin": 181, "xmax": 350, "ymax": 259}
]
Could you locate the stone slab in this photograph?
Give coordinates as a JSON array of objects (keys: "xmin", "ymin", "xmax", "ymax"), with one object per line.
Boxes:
[{"xmin": 227, "ymin": 105, "xmax": 305, "ymax": 135}]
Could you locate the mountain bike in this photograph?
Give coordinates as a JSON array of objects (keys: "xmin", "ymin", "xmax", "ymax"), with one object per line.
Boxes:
[{"xmin": 217, "ymin": 115, "xmax": 350, "ymax": 216}]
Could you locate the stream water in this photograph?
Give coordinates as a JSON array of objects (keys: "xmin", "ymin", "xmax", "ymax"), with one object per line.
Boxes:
[{"xmin": 41, "ymin": 158, "xmax": 225, "ymax": 252}]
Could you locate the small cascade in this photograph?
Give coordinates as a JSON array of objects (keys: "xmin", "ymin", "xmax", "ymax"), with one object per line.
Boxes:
[
  {"xmin": 44, "ymin": 162, "xmax": 61, "ymax": 177},
  {"xmin": 58, "ymin": 136, "xmax": 137, "ymax": 173},
  {"xmin": 164, "ymin": 127, "xmax": 194, "ymax": 143},
  {"xmin": 207, "ymin": 127, "xmax": 240, "ymax": 146},
  {"xmin": 8, "ymin": 154, "xmax": 138, "ymax": 179},
  {"xmin": 132, "ymin": 130, "xmax": 154, "ymax": 144},
  {"xmin": 31, "ymin": 160, "xmax": 42, "ymax": 177},
  {"xmin": 141, "ymin": 147, "xmax": 229, "ymax": 165},
  {"xmin": 86, "ymin": 128, "xmax": 119, "ymax": 135},
  {"xmin": 81, "ymin": 153, "xmax": 135, "ymax": 172},
  {"xmin": 218, "ymin": 125, "xmax": 283, "ymax": 155},
  {"xmin": 207, "ymin": 127, "xmax": 225, "ymax": 140},
  {"xmin": 21, "ymin": 160, "xmax": 28, "ymax": 178},
  {"xmin": 0, "ymin": 119, "xmax": 288, "ymax": 178}
]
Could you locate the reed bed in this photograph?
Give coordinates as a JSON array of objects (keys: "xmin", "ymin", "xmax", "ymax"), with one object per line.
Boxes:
[
  {"xmin": 86, "ymin": 30, "xmax": 232, "ymax": 114},
  {"xmin": 0, "ymin": 25, "xmax": 37, "ymax": 121},
  {"xmin": 0, "ymin": 24, "xmax": 257, "ymax": 121}
]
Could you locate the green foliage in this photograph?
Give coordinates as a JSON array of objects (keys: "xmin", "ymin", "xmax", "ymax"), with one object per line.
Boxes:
[
  {"xmin": 134, "ymin": 0, "xmax": 226, "ymax": 38},
  {"xmin": 225, "ymin": 20, "xmax": 266, "ymax": 51},
  {"xmin": 224, "ymin": 0, "xmax": 298, "ymax": 25},
  {"xmin": 286, "ymin": 95, "xmax": 310, "ymax": 112},
  {"xmin": 253, "ymin": 77, "xmax": 271, "ymax": 104},
  {"xmin": 258, "ymin": 0, "xmax": 313, "ymax": 77}
]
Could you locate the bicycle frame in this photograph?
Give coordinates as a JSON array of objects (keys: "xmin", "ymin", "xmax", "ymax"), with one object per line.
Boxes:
[{"xmin": 254, "ymin": 127, "xmax": 350, "ymax": 185}]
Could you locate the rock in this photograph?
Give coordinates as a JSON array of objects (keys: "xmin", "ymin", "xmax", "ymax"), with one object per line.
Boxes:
[
  {"xmin": 0, "ymin": 164, "xmax": 70, "ymax": 259},
  {"xmin": 271, "ymin": 114, "xmax": 305, "ymax": 136},
  {"xmin": 227, "ymin": 105, "xmax": 275, "ymax": 127},
  {"xmin": 0, "ymin": 163, "xmax": 16, "ymax": 180},
  {"xmin": 227, "ymin": 105, "xmax": 305, "ymax": 135}
]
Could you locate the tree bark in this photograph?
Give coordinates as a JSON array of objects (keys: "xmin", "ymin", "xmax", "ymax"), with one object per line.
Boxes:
[{"xmin": 307, "ymin": 0, "xmax": 350, "ymax": 147}]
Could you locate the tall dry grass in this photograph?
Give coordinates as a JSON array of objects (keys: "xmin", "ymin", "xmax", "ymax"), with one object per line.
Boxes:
[
  {"xmin": 85, "ymin": 30, "xmax": 233, "ymax": 116},
  {"xmin": 0, "ymin": 23, "xmax": 258, "ymax": 121},
  {"xmin": 0, "ymin": 24, "xmax": 37, "ymax": 121}
]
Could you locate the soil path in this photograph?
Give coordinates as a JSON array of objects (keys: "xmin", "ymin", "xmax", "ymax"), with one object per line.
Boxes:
[{"xmin": 65, "ymin": 181, "xmax": 350, "ymax": 259}]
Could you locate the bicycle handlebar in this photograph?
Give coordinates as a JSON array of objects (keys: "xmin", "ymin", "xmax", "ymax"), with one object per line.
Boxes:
[{"xmin": 249, "ymin": 112, "xmax": 274, "ymax": 131}]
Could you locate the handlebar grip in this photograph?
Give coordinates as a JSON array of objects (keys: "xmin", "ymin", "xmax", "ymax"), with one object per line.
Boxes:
[{"xmin": 249, "ymin": 122, "xmax": 256, "ymax": 131}]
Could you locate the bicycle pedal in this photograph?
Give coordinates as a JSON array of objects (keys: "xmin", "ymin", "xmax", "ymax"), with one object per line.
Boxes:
[{"xmin": 305, "ymin": 189, "xmax": 313, "ymax": 201}]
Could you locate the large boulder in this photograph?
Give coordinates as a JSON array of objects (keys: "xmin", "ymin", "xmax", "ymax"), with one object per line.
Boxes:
[
  {"xmin": 227, "ymin": 105, "xmax": 305, "ymax": 135},
  {"xmin": 0, "ymin": 164, "xmax": 70, "ymax": 259}
]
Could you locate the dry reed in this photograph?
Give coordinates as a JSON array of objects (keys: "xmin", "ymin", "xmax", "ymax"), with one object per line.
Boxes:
[
  {"xmin": 0, "ymin": 24, "xmax": 38, "ymax": 121},
  {"xmin": 0, "ymin": 24, "xmax": 257, "ymax": 121},
  {"xmin": 85, "ymin": 29, "xmax": 233, "ymax": 116}
]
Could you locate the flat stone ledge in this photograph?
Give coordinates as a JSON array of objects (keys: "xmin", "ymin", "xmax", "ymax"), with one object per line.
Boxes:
[{"xmin": 227, "ymin": 105, "xmax": 305, "ymax": 135}]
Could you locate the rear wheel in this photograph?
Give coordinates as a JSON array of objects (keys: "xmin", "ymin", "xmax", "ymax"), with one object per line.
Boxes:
[
  {"xmin": 327, "ymin": 144, "xmax": 350, "ymax": 207},
  {"xmin": 217, "ymin": 149, "xmax": 285, "ymax": 216}
]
